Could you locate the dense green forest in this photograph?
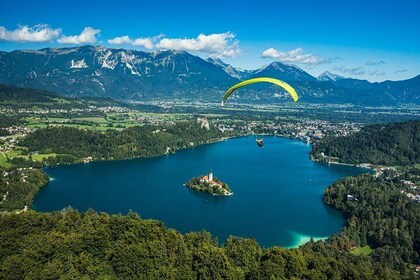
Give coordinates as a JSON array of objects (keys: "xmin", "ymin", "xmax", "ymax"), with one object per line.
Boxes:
[
  {"xmin": 0, "ymin": 116, "xmax": 22, "ymax": 128},
  {"xmin": 0, "ymin": 167, "xmax": 48, "ymax": 211},
  {"xmin": 0, "ymin": 209, "xmax": 414, "ymax": 279},
  {"xmin": 323, "ymin": 172, "xmax": 420, "ymax": 272},
  {"xmin": 20, "ymin": 122, "xmax": 224, "ymax": 164},
  {"xmin": 311, "ymin": 121, "xmax": 420, "ymax": 165},
  {"xmin": 0, "ymin": 83, "xmax": 124, "ymax": 108},
  {"xmin": 0, "ymin": 84, "xmax": 59, "ymax": 103}
]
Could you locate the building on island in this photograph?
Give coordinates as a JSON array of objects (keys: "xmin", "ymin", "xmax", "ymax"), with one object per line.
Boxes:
[
  {"xmin": 347, "ymin": 194, "xmax": 358, "ymax": 201},
  {"xmin": 200, "ymin": 171, "xmax": 221, "ymax": 187}
]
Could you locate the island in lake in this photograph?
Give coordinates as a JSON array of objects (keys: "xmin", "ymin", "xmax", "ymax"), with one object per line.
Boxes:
[{"xmin": 185, "ymin": 171, "xmax": 233, "ymax": 196}]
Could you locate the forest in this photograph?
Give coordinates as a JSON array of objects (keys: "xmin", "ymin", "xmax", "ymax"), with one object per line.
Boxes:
[
  {"xmin": 0, "ymin": 83, "xmax": 124, "ymax": 110},
  {"xmin": 323, "ymin": 171, "xmax": 420, "ymax": 274},
  {"xmin": 0, "ymin": 208, "xmax": 415, "ymax": 279},
  {"xmin": 0, "ymin": 84, "xmax": 58, "ymax": 103},
  {"xmin": 20, "ymin": 122, "xmax": 224, "ymax": 164},
  {"xmin": 311, "ymin": 121, "xmax": 420, "ymax": 165},
  {"xmin": 0, "ymin": 167, "xmax": 48, "ymax": 211}
]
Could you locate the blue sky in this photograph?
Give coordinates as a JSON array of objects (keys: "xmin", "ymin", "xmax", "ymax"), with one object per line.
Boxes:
[{"xmin": 0, "ymin": 0, "xmax": 419, "ymax": 82}]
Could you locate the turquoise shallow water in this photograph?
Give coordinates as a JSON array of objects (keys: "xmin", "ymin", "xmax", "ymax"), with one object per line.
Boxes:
[{"xmin": 33, "ymin": 136, "xmax": 368, "ymax": 247}]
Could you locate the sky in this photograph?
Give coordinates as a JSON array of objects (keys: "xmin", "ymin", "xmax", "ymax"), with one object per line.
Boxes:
[{"xmin": 0, "ymin": 0, "xmax": 419, "ymax": 82}]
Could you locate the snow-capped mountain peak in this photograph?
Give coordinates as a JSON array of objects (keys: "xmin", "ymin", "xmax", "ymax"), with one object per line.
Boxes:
[{"xmin": 318, "ymin": 71, "xmax": 345, "ymax": 81}]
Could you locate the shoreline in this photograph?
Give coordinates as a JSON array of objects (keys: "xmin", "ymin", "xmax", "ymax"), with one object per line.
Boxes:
[
  {"xmin": 285, "ymin": 232, "xmax": 329, "ymax": 249},
  {"xmin": 314, "ymin": 159, "xmax": 378, "ymax": 175}
]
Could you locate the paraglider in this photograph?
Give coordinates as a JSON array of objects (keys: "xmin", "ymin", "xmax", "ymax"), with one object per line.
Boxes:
[
  {"xmin": 221, "ymin": 77, "xmax": 299, "ymax": 106},
  {"xmin": 221, "ymin": 77, "xmax": 299, "ymax": 148},
  {"xmin": 256, "ymin": 138, "xmax": 264, "ymax": 147}
]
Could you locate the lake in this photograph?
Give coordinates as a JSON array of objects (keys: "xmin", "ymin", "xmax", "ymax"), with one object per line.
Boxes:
[{"xmin": 33, "ymin": 136, "xmax": 368, "ymax": 248}]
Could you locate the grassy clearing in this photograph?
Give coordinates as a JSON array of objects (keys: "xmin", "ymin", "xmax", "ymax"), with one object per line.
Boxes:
[
  {"xmin": 4, "ymin": 150, "xmax": 22, "ymax": 157},
  {"xmin": 200, "ymin": 113, "xmax": 228, "ymax": 117},
  {"xmin": 30, "ymin": 153, "xmax": 58, "ymax": 161},
  {"xmin": 351, "ymin": 246, "xmax": 373, "ymax": 256},
  {"xmin": 5, "ymin": 150, "xmax": 58, "ymax": 162},
  {"xmin": 26, "ymin": 121, "xmax": 115, "ymax": 131},
  {"xmin": 0, "ymin": 152, "xmax": 11, "ymax": 168},
  {"xmin": 72, "ymin": 117, "xmax": 108, "ymax": 123},
  {"xmin": 25, "ymin": 123, "xmax": 49, "ymax": 129},
  {"xmin": 24, "ymin": 115, "xmax": 141, "ymax": 131},
  {"xmin": 27, "ymin": 117, "xmax": 67, "ymax": 123},
  {"xmin": 24, "ymin": 112, "xmax": 185, "ymax": 131}
]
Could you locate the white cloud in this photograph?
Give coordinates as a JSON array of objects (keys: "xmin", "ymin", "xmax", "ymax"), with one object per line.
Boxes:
[
  {"xmin": 133, "ymin": 37, "xmax": 154, "ymax": 49},
  {"xmin": 3, "ymin": 26, "xmax": 240, "ymax": 58},
  {"xmin": 0, "ymin": 24, "xmax": 61, "ymax": 42},
  {"xmin": 58, "ymin": 27, "xmax": 100, "ymax": 44},
  {"xmin": 108, "ymin": 35, "xmax": 132, "ymax": 45},
  {"xmin": 108, "ymin": 34, "xmax": 162, "ymax": 49},
  {"xmin": 156, "ymin": 32, "xmax": 241, "ymax": 58},
  {"xmin": 261, "ymin": 47, "xmax": 324, "ymax": 65}
]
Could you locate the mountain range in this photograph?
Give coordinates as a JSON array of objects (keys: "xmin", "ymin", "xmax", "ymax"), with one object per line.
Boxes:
[{"xmin": 0, "ymin": 45, "xmax": 419, "ymax": 105}]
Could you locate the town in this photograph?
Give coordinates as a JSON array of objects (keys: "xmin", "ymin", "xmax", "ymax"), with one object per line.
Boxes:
[{"xmin": 1, "ymin": 101, "xmax": 368, "ymax": 167}]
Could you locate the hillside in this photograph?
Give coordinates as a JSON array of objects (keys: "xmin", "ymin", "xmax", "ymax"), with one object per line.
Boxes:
[
  {"xmin": 0, "ymin": 83, "xmax": 124, "ymax": 108},
  {"xmin": 0, "ymin": 84, "xmax": 59, "ymax": 103},
  {"xmin": 311, "ymin": 121, "xmax": 420, "ymax": 165}
]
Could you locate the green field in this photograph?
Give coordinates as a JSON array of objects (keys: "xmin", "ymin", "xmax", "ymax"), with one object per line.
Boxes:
[
  {"xmin": 25, "ymin": 123, "xmax": 49, "ymax": 129},
  {"xmin": 22, "ymin": 112, "xmax": 199, "ymax": 132},
  {"xmin": 24, "ymin": 115, "xmax": 144, "ymax": 131},
  {"xmin": 351, "ymin": 246, "xmax": 373, "ymax": 256},
  {"xmin": 0, "ymin": 152, "xmax": 11, "ymax": 168},
  {"xmin": 73, "ymin": 117, "xmax": 108, "ymax": 123},
  {"xmin": 4, "ymin": 150, "xmax": 58, "ymax": 162},
  {"xmin": 4, "ymin": 150, "xmax": 22, "ymax": 157},
  {"xmin": 30, "ymin": 153, "xmax": 58, "ymax": 161}
]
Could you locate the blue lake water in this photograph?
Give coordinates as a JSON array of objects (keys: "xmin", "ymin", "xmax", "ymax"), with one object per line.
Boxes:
[{"xmin": 33, "ymin": 136, "xmax": 368, "ymax": 247}]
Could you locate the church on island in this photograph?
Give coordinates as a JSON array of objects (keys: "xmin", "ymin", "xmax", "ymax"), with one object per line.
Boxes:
[
  {"xmin": 199, "ymin": 171, "xmax": 223, "ymax": 188},
  {"xmin": 185, "ymin": 171, "xmax": 233, "ymax": 196}
]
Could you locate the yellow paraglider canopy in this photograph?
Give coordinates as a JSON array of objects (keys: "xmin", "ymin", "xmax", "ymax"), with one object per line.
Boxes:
[{"xmin": 221, "ymin": 77, "xmax": 299, "ymax": 105}]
